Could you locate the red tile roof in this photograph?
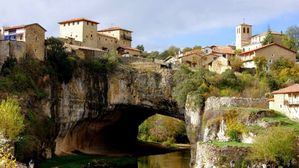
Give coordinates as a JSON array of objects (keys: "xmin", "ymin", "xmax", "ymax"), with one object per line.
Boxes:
[
  {"xmin": 272, "ymin": 84, "xmax": 299, "ymax": 94},
  {"xmin": 98, "ymin": 26, "xmax": 132, "ymax": 33},
  {"xmin": 4, "ymin": 23, "xmax": 47, "ymax": 31},
  {"xmin": 58, "ymin": 18, "xmax": 99, "ymax": 24},
  {"xmin": 211, "ymin": 46, "xmax": 235, "ymax": 54},
  {"xmin": 239, "ymin": 43, "xmax": 297, "ymax": 56}
]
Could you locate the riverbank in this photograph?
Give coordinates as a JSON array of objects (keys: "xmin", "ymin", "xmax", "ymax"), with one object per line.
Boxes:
[{"xmin": 40, "ymin": 142, "xmax": 190, "ymax": 168}]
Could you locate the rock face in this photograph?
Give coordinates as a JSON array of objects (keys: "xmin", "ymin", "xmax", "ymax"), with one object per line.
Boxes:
[
  {"xmin": 48, "ymin": 68, "xmax": 182, "ymax": 155},
  {"xmin": 184, "ymin": 96, "xmax": 268, "ymax": 167},
  {"xmin": 195, "ymin": 143, "xmax": 249, "ymax": 168}
]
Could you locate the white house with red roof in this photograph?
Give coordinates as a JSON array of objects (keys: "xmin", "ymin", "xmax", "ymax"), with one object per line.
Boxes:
[
  {"xmin": 269, "ymin": 84, "xmax": 299, "ymax": 120},
  {"xmin": 237, "ymin": 43, "xmax": 297, "ymax": 69},
  {"xmin": 58, "ymin": 18, "xmax": 140, "ymax": 57}
]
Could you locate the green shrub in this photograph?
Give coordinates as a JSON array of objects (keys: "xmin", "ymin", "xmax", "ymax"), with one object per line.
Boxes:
[
  {"xmin": 249, "ymin": 127, "xmax": 296, "ymax": 166},
  {"xmin": 138, "ymin": 114, "xmax": 187, "ymax": 144},
  {"xmin": 224, "ymin": 110, "xmax": 246, "ymax": 142},
  {"xmin": 45, "ymin": 37, "xmax": 78, "ymax": 83},
  {"xmin": 0, "ymin": 57, "xmax": 17, "ymax": 76},
  {"xmin": 227, "ymin": 129, "xmax": 240, "ymax": 142},
  {"xmin": 0, "ymin": 98, "xmax": 24, "ymax": 140},
  {"xmin": 82, "ymin": 50, "xmax": 120, "ymax": 75}
]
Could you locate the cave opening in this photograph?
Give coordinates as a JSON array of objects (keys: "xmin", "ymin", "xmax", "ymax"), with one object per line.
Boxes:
[{"xmin": 55, "ymin": 104, "xmax": 187, "ymax": 156}]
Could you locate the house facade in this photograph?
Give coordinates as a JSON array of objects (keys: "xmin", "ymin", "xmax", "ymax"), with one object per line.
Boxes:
[
  {"xmin": 235, "ymin": 23, "xmax": 284, "ymax": 51},
  {"xmin": 208, "ymin": 56, "xmax": 231, "ymax": 74},
  {"xmin": 59, "ymin": 18, "xmax": 140, "ymax": 57},
  {"xmin": 0, "ymin": 23, "xmax": 46, "ymax": 60},
  {"xmin": 269, "ymin": 84, "xmax": 299, "ymax": 120},
  {"xmin": 238, "ymin": 43, "xmax": 297, "ymax": 69}
]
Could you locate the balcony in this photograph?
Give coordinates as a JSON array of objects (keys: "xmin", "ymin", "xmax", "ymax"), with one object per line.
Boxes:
[
  {"xmin": 288, "ymin": 101, "xmax": 299, "ymax": 105},
  {"xmin": 121, "ymin": 34, "xmax": 132, "ymax": 41}
]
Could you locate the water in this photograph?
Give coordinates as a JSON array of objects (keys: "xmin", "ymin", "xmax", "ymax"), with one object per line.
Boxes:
[
  {"xmin": 40, "ymin": 150, "xmax": 190, "ymax": 168},
  {"xmin": 138, "ymin": 150, "xmax": 190, "ymax": 168}
]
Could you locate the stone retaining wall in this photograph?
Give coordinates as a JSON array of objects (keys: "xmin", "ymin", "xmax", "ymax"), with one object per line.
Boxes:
[{"xmin": 205, "ymin": 96, "xmax": 268, "ymax": 111}]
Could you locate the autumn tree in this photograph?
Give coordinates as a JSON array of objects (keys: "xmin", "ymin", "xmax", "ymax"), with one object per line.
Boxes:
[{"xmin": 229, "ymin": 56, "xmax": 243, "ymax": 72}]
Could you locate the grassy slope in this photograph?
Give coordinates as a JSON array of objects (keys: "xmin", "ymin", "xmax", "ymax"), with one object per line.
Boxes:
[{"xmin": 210, "ymin": 107, "xmax": 299, "ymax": 148}]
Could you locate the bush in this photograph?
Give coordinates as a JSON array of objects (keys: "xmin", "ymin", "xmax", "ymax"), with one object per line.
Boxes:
[
  {"xmin": 0, "ymin": 98, "xmax": 24, "ymax": 140},
  {"xmin": 81, "ymin": 50, "xmax": 120, "ymax": 75},
  {"xmin": 249, "ymin": 127, "xmax": 296, "ymax": 166},
  {"xmin": 138, "ymin": 114, "xmax": 187, "ymax": 144},
  {"xmin": 45, "ymin": 37, "xmax": 78, "ymax": 83},
  {"xmin": 224, "ymin": 110, "xmax": 246, "ymax": 142},
  {"xmin": 0, "ymin": 144, "xmax": 17, "ymax": 168},
  {"xmin": 0, "ymin": 57, "xmax": 17, "ymax": 76}
]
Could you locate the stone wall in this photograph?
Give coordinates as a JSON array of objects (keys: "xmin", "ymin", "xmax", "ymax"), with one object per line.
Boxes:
[
  {"xmin": 195, "ymin": 143, "xmax": 249, "ymax": 168},
  {"xmin": 0, "ymin": 41, "xmax": 26, "ymax": 67},
  {"xmin": 205, "ymin": 96, "xmax": 268, "ymax": 111}
]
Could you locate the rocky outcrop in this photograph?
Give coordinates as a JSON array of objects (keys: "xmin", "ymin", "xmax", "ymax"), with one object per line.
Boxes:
[
  {"xmin": 48, "ymin": 68, "xmax": 182, "ymax": 155},
  {"xmin": 184, "ymin": 96, "xmax": 269, "ymax": 167},
  {"xmin": 195, "ymin": 143, "xmax": 249, "ymax": 168}
]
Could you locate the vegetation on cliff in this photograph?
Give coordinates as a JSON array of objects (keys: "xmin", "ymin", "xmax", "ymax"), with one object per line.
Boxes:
[
  {"xmin": 172, "ymin": 57, "xmax": 299, "ymax": 107},
  {"xmin": 0, "ymin": 98, "xmax": 24, "ymax": 167},
  {"xmin": 250, "ymin": 127, "xmax": 297, "ymax": 166},
  {"xmin": 138, "ymin": 114, "xmax": 187, "ymax": 145}
]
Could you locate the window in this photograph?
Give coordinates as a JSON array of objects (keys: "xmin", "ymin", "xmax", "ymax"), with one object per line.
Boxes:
[
  {"xmin": 243, "ymin": 27, "xmax": 245, "ymax": 33},
  {"xmin": 72, "ymin": 22, "xmax": 74, "ymax": 25},
  {"xmin": 91, "ymin": 34, "xmax": 93, "ymax": 38},
  {"xmin": 87, "ymin": 22, "xmax": 89, "ymax": 25},
  {"xmin": 68, "ymin": 23, "xmax": 70, "ymax": 26},
  {"xmin": 77, "ymin": 22, "xmax": 79, "ymax": 25},
  {"xmin": 247, "ymin": 27, "xmax": 249, "ymax": 33}
]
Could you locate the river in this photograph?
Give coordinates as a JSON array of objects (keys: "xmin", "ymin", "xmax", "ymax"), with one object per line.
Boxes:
[{"xmin": 40, "ymin": 149, "xmax": 190, "ymax": 168}]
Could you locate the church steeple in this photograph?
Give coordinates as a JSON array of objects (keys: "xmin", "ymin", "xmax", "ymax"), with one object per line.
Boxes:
[{"xmin": 235, "ymin": 23, "xmax": 252, "ymax": 49}]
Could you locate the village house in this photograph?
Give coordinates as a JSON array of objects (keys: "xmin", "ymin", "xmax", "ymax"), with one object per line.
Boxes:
[
  {"xmin": 203, "ymin": 45, "xmax": 235, "ymax": 74},
  {"xmin": 237, "ymin": 43, "xmax": 296, "ymax": 69},
  {"xmin": 235, "ymin": 23, "xmax": 284, "ymax": 51},
  {"xmin": 0, "ymin": 23, "xmax": 46, "ymax": 61},
  {"xmin": 58, "ymin": 18, "xmax": 141, "ymax": 58},
  {"xmin": 180, "ymin": 48, "xmax": 218, "ymax": 69},
  {"xmin": 235, "ymin": 23, "xmax": 296, "ymax": 69},
  {"xmin": 269, "ymin": 84, "xmax": 299, "ymax": 120}
]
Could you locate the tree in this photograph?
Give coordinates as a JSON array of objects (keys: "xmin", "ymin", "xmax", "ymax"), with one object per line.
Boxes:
[
  {"xmin": 250, "ymin": 127, "xmax": 296, "ymax": 166},
  {"xmin": 167, "ymin": 46, "xmax": 180, "ymax": 57},
  {"xmin": 136, "ymin": 45, "xmax": 145, "ymax": 52},
  {"xmin": 253, "ymin": 56, "xmax": 267, "ymax": 76},
  {"xmin": 262, "ymin": 30, "xmax": 274, "ymax": 45},
  {"xmin": 0, "ymin": 98, "xmax": 24, "ymax": 140},
  {"xmin": 234, "ymin": 49, "xmax": 243, "ymax": 55},
  {"xmin": 193, "ymin": 45, "xmax": 202, "ymax": 50},
  {"xmin": 182, "ymin": 47, "xmax": 192, "ymax": 53},
  {"xmin": 45, "ymin": 37, "xmax": 78, "ymax": 83},
  {"xmin": 229, "ymin": 57, "xmax": 243, "ymax": 72}
]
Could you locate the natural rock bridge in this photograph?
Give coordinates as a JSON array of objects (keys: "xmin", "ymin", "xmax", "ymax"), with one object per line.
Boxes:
[{"xmin": 50, "ymin": 68, "xmax": 185, "ymax": 155}]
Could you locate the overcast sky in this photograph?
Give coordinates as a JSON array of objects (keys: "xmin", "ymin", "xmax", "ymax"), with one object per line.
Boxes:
[{"xmin": 1, "ymin": 0, "xmax": 298, "ymax": 51}]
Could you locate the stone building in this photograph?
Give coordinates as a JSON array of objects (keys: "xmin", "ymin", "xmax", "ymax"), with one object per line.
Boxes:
[
  {"xmin": 203, "ymin": 45, "xmax": 235, "ymax": 74},
  {"xmin": 1, "ymin": 23, "xmax": 46, "ymax": 60},
  {"xmin": 269, "ymin": 84, "xmax": 299, "ymax": 120},
  {"xmin": 238, "ymin": 43, "xmax": 296, "ymax": 69},
  {"xmin": 208, "ymin": 56, "xmax": 232, "ymax": 74},
  {"xmin": 180, "ymin": 49, "xmax": 217, "ymax": 69},
  {"xmin": 235, "ymin": 23, "xmax": 284, "ymax": 51},
  {"xmin": 97, "ymin": 26, "xmax": 132, "ymax": 48},
  {"xmin": 58, "ymin": 18, "xmax": 140, "ymax": 57}
]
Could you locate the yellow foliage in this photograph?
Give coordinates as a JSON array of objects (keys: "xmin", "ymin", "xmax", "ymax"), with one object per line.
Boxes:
[
  {"xmin": 0, "ymin": 98, "xmax": 24, "ymax": 140},
  {"xmin": 0, "ymin": 144, "xmax": 17, "ymax": 168}
]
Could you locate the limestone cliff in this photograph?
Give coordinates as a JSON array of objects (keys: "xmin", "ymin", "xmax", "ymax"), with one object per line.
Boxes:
[{"xmin": 44, "ymin": 67, "xmax": 182, "ymax": 155}]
